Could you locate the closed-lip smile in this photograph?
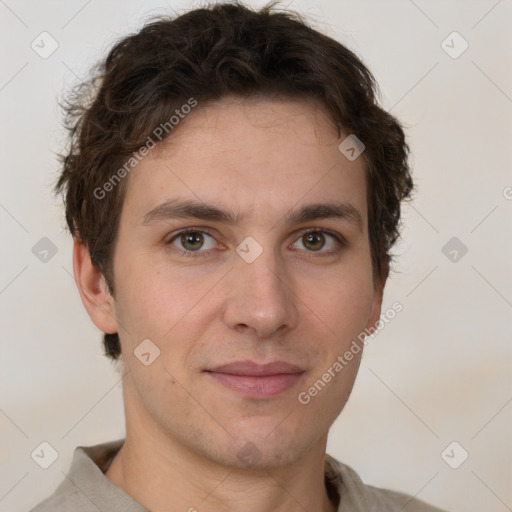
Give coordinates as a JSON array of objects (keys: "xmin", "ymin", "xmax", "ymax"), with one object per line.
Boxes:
[{"xmin": 205, "ymin": 360, "xmax": 305, "ymax": 398}]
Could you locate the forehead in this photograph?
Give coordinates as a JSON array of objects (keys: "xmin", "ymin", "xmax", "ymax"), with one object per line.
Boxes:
[{"xmin": 121, "ymin": 96, "xmax": 368, "ymax": 227}]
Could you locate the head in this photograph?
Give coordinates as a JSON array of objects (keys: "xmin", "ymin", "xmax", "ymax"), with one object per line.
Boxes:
[{"xmin": 60, "ymin": 2, "xmax": 412, "ymax": 468}]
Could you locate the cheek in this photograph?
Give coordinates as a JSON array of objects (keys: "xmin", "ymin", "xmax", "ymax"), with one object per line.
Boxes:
[
  {"xmin": 304, "ymin": 263, "xmax": 374, "ymax": 342},
  {"xmin": 112, "ymin": 257, "xmax": 220, "ymax": 352},
  {"xmin": 296, "ymin": 270, "xmax": 372, "ymax": 423},
  {"xmin": 111, "ymin": 257, "xmax": 169, "ymax": 343}
]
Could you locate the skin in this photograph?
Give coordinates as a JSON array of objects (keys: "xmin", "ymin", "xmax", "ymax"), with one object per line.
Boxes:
[{"xmin": 74, "ymin": 96, "xmax": 385, "ymax": 512}]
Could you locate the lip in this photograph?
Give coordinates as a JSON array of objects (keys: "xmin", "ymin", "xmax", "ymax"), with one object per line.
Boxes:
[
  {"xmin": 205, "ymin": 360, "xmax": 305, "ymax": 398},
  {"xmin": 207, "ymin": 360, "xmax": 304, "ymax": 376}
]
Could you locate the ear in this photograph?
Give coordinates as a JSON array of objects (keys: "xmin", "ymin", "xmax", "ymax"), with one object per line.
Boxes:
[{"xmin": 73, "ymin": 238, "xmax": 118, "ymax": 334}]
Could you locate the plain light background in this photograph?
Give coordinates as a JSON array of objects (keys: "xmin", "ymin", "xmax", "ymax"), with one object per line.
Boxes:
[{"xmin": 1, "ymin": 1, "xmax": 511, "ymax": 511}]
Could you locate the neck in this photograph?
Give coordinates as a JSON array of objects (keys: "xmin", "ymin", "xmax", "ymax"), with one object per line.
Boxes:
[{"xmin": 106, "ymin": 419, "xmax": 337, "ymax": 512}]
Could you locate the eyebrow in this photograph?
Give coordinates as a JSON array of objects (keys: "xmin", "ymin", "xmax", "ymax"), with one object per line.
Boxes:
[{"xmin": 142, "ymin": 198, "xmax": 362, "ymax": 231}]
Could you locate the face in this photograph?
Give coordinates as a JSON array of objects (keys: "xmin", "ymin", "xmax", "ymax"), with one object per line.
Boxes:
[{"xmin": 84, "ymin": 96, "xmax": 383, "ymax": 469}]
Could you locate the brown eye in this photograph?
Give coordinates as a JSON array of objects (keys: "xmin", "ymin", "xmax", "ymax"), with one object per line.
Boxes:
[
  {"xmin": 302, "ymin": 231, "xmax": 325, "ymax": 251},
  {"xmin": 168, "ymin": 230, "xmax": 217, "ymax": 254},
  {"xmin": 291, "ymin": 229, "xmax": 343, "ymax": 254},
  {"xmin": 180, "ymin": 232, "xmax": 204, "ymax": 251}
]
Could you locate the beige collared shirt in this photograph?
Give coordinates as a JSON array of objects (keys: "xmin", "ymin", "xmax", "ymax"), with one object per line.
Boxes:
[{"xmin": 29, "ymin": 439, "xmax": 447, "ymax": 511}]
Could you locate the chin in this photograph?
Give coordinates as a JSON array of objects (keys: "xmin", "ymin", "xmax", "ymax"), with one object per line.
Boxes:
[{"xmin": 222, "ymin": 420, "xmax": 314, "ymax": 469}]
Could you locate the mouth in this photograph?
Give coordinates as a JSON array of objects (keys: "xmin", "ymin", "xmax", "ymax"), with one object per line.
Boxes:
[{"xmin": 204, "ymin": 360, "xmax": 305, "ymax": 399}]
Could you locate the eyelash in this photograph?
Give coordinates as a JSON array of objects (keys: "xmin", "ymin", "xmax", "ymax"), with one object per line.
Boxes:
[{"xmin": 166, "ymin": 227, "xmax": 346, "ymax": 258}]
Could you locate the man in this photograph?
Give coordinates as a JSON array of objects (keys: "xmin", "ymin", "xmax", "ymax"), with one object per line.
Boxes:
[{"xmin": 30, "ymin": 2, "xmax": 447, "ymax": 511}]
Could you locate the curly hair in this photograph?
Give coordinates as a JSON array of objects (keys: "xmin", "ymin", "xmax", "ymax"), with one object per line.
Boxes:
[{"xmin": 56, "ymin": 1, "xmax": 413, "ymax": 360}]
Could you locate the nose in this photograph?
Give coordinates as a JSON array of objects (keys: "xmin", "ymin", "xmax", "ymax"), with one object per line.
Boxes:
[{"xmin": 222, "ymin": 247, "xmax": 299, "ymax": 339}]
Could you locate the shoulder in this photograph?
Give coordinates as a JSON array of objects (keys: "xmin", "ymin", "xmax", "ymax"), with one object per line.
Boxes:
[
  {"xmin": 325, "ymin": 454, "xmax": 448, "ymax": 512},
  {"xmin": 28, "ymin": 480, "xmax": 92, "ymax": 512},
  {"xmin": 28, "ymin": 439, "xmax": 129, "ymax": 512}
]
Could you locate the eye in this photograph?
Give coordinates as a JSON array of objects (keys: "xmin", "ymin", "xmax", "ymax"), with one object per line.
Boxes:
[
  {"xmin": 166, "ymin": 227, "xmax": 345, "ymax": 258},
  {"xmin": 168, "ymin": 229, "xmax": 217, "ymax": 254},
  {"xmin": 290, "ymin": 229, "xmax": 344, "ymax": 253}
]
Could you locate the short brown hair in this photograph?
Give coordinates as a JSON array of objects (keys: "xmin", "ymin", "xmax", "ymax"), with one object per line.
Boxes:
[{"xmin": 56, "ymin": 1, "xmax": 413, "ymax": 360}]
